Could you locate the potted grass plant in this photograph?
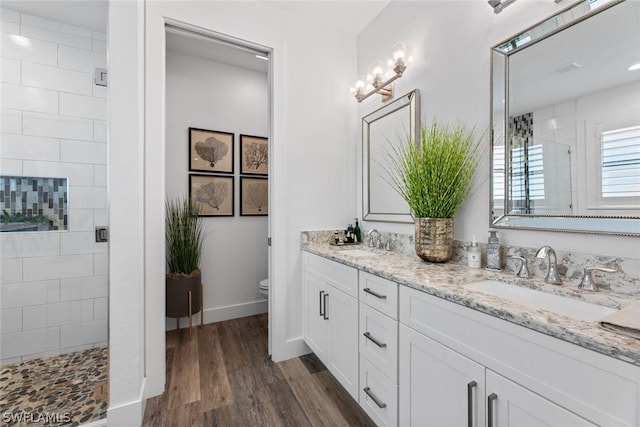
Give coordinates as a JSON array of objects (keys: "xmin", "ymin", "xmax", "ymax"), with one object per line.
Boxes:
[
  {"xmin": 165, "ymin": 197, "xmax": 204, "ymax": 320},
  {"xmin": 387, "ymin": 120, "xmax": 482, "ymax": 262}
]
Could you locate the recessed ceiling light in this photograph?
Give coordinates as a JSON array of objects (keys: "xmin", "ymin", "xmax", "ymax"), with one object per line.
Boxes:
[
  {"xmin": 628, "ymin": 63, "xmax": 640, "ymax": 71},
  {"xmin": 255, "ymin": 54, "xmax": 269, "ymax": 61}
]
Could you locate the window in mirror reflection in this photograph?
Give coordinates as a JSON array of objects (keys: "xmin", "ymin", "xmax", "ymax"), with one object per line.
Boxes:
[{"xmin": 600, "ymin": 125, "xmax": 640, "ymax": 200}]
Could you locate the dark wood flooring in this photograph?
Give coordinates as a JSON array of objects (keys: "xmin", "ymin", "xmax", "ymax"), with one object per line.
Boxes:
[{"xmin": 142, "ymin": 314, "xmax": 375, "ymax": 427}]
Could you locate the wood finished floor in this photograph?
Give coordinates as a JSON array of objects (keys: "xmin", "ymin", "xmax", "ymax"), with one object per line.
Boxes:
[{"xmin": 142, "ymin": 314, "xmax": 375, "ymax": 427}]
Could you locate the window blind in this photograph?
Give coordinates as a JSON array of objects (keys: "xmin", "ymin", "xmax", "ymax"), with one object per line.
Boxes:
[{"xmin": 601, "ymin": 125, "xmax": 640, "ymax": 198}]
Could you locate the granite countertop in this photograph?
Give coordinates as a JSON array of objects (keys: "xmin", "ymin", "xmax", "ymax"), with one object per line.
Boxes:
[{"xmin": 302, "ymin": 242, "xmax": 640, "ymax": 367}]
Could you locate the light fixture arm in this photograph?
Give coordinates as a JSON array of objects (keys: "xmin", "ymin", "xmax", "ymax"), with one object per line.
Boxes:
[
  {"xmin": 355, "ymin": 61, "xmax": 407, "ymax": 103},
  {"xmin": 351, "ymin": 42, "xmax": 412, "ymax": 103}
]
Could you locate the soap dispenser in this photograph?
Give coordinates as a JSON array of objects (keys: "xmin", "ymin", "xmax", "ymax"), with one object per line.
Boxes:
[
  {"xmin": 467, "ymin": 235, "xmax": 482, "ymax": 269},
  {"xmin": 486, "ymin": 230, "xmax": 501, "ymax": 270}
]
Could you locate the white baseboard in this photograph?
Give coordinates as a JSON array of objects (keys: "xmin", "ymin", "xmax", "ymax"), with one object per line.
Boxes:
[
  {"xmin": 106, "ymin": 378, "xmax": 145, "ymax": 427},
  {"xmin": 166, "ymin": 300, "xmax": 268, "ymax": 330},
  {"xmin": 78, "ymin": 419, "xmax": 107, "ymax": 427},
  {"xmin": 271, "ymin": 336, "xmax": 310, "ymax": 362}
]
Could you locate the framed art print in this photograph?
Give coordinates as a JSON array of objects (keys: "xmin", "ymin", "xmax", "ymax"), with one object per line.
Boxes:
[
  {"xmin": 189, "ymin": 128, "xmax": 234, "ymax": 174},
  {"xmin": 240, "ymin": 176, "xmax": 268, "ymax": 216},
  {"xmin": 240, "ymin": 134, "xmax": 268, "ymax": 176},
  {"xmin": 190, "ymin": 174, "xmax": 234, "ymax": 216}
]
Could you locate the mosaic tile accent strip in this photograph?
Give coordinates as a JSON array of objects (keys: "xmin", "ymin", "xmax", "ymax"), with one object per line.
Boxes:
[
  {"xmin": 0, "ymin": 347, "xmax": 107, "ymax": 427},
  {"xmin": 0, "ymin": 176, "xmax": 68, "ymax": 232}
]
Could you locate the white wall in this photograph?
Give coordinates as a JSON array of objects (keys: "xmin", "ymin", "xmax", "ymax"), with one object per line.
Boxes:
[
  {"xmin": 356, "ymin": 1, "xmax": 639, "ymax": 259},
  {"xmin": 165, "ymin": 48, "xmax": 268, "ymax": 329},
  {"xmin": 0, "ymin": 7, "xmax": 108, "ymax": 364}
]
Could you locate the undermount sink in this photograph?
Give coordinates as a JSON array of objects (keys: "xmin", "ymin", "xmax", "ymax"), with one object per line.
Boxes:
[
  {"xmin": 463, "ymin": 280, "xmax": 616, "ymax": 322},
  {"xmin": 339, "ymin": 249, "xmax": 378, "ymax": 258}
]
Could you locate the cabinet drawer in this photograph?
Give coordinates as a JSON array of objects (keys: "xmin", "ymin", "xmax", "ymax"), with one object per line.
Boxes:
[
  {"xmin": 360, "ymin": 355, "xmax": 398, "ymax": 427},
  {"xmin": 360, "ymin": 302, "xmax": 398, "ymax": 383},
  {"xmin": 359, "ymin": 271, "xmax": 398, "ymax": 319},
  {"xmin": 304, "ymin": 252, "xmax": 358, "ymax": 297}
]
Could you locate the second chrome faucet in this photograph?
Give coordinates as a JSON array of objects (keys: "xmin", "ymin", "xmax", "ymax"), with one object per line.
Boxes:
[{"xmin": 535, "ymin": 246, "xmax": 563, "ymax": 285}]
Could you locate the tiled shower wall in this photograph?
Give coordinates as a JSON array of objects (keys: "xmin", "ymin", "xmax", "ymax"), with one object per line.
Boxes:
[{"xmin": 0, "ymin": 8, "xmax": 108, "ymax": 364}]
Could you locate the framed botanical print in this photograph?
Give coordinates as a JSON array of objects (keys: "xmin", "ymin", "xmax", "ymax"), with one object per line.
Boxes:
[
  {"xmin": 189, "ymin": 128, "xmax": 234, "ymax": 174},
  {"xmin": 189, "ymin": 174, "xmax": 234, "ymax": 217},
  {"xmin": 240, "ymin": 176, "xmax": 268, "ymax": 216},
  {"xmin": 240, "ymin": 134, "xmax": 268, "ymax": 176}
]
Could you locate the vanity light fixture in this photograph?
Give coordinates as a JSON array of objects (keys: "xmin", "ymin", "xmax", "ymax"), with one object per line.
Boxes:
[
  {"xmin": 350, "ymin": 42, "xmax": 413, "ymax": 103},
  {"xmin": 488, "ymin": 0, "xmax": 519, "ymax": 14}
]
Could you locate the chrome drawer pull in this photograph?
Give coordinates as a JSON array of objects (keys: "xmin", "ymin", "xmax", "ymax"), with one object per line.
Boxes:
[
  {"xmin": 363, "ymin": 287, "xmax": 387, "ymax": 299},
  {"xmin": 323, "ymin": 293, "xmax": 329, "ymax": 320},
  {"xmin": 363, "ymin": 332, "xmax": 387, "ymax": 348},
  {"xmin": 487, "ymin": 393, "xmax": 497, "ymax": 427},
  {"xmin": 467, "ymin": 381, "xmax": 477, "ymax": 427},
  {"xmin": 363, "ymin": 387, "xmax": 387, "ymax": 409}
]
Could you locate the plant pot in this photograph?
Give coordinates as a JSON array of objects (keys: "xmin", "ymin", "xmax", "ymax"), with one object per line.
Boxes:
[
  {"xmin": 415, "ymin": 217, "xmax": 454, "ymax": 262},
  {"xmin": 166, "ymin": 270, "xmax": 202, "ymax": 318}
]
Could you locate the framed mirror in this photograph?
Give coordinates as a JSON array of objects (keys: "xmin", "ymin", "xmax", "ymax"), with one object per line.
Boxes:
[
  {"xmin": 490, "ymin": 0, "xmax": 640, "ymax": 236},
  {"xmin": 363, "ymin": 90, "xmax": 420, "ymax": 223}
]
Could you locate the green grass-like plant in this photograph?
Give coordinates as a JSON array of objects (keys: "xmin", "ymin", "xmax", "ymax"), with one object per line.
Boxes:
[
  {"xmin": 166, "ymin": 197, "xmax": 204, "ymax": 277},
  {"xmin": 387, "ymin": 121, "xmax": 482, "ymax": 219}
]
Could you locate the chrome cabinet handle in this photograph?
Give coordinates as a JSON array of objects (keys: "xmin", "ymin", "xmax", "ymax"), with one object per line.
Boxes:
[
  {"xmin": 363, "ymin": 287, "xmax": 387, "ymax": 299},
  {"xmin": 363, "ymin": 332, "xmax": 387, "ymax": 348},
  {"xmin": 363, "ymin": 387, "xmax": 387, "ymax": 409},
  {"xmin": 319, "ymin": 290, "xmax": 324, "ymax": 317},
  {"xmin": 467, "ymin": 381, "xmax": 477, "ymax": 427},
  {"xmin": 323, "ymin": 293, "xmax": 329, "ymax": 320},
  {"xmin": 487, "ymin": 393, "xmax": 497, "ymax": 427}
]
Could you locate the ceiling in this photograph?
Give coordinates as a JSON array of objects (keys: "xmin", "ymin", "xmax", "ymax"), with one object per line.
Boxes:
[{"xmin": 2, "ymin": 0, "xmax": 107, "ymax": 33}]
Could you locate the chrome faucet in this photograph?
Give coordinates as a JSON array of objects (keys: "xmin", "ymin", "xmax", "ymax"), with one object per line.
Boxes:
[
  {"xmin": 535, "ymin": 246, "xmax": 562, "ymax": 285},
  {"xmin": 367, "ymin": 229, "xmax": 380, "ymax": 248},
  {"xmin": 508, "ymin": 255, "xmax": 531, "ymax": 279},
  {"xmin": 578, "ymin": 266, "xmax": 618, "ymax": 291}
]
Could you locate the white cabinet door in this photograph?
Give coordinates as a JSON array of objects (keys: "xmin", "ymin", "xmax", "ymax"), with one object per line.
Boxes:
[
  {"xmin": 327, "ymin": 283, "xmax": 359, "ymax": 400},
  {"xmin": 399, "ymin": 324, "xmax": 486, "ymax": 427},
  {"xmin": 486, "ymin": 370, "xmax": 596, "ymax": 427},
  {"xmin": 304, "ymin": 271, "xmax": 327, "ymax": 360}
]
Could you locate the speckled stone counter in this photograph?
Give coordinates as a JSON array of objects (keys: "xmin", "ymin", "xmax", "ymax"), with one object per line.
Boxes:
[{"xmin": 302, "ymin": 240, "xmax": 640, "ymax": 367}]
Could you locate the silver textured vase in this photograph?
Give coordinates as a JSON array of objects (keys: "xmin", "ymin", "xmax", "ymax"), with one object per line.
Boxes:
[{"xmin": 415, "ymin": 217, "xmax": 454, "ymax": 262}]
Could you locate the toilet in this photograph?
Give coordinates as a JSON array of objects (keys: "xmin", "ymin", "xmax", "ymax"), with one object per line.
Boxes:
[{"xmin": 258, "ymin": 278, "xmax": 269, "ymax": 299}]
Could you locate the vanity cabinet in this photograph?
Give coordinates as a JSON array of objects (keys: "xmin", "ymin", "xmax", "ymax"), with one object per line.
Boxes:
[
  {"xmin": 400, "ymin": 285, "xmax": 640, "ymax": 427},
  {"xmin": 303, "ymin": 252, "xmax": 359, "ymax": 399}
]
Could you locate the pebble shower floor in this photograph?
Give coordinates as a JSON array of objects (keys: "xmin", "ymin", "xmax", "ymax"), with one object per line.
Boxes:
[{"xmin": 0, "ymin": 347, "xmax": 108, "ymax": 427}]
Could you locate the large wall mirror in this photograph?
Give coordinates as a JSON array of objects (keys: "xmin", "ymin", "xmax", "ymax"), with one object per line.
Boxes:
[
  {"xmin": 490, "ymin": 0, "xmax": 640, "ymax": 236},
  {"xmin": 363, "ymin": 90, "xmax": 420, "ymax": 223}
]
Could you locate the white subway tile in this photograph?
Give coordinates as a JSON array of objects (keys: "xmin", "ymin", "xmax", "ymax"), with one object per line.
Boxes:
[
  {"xmin": 1, "ymin": 22, "xmax": 19, "ymax": 34},
  {"xmin": 1, "ymin": 357, "xmax": 22, "ymax": 366},
  {"xmin": 0, "ymin": 108, "xmax": 21, "ymax": 134},
  {"xmin": 1, "ymin": 8, "xmax": 21, "ymax": 24},
  {"xmin": 23, "ymin": 254, "xmax": 93, "ymax": 281},
  {"xmin": 1, "ymin": 279, "xmax": 59, "ymax": 309},
  {"xmin": 92, "ymin": 31, "xmax": 106, "ymax": 41},
  {"xmin": 67, "ymin": 208, "xmax": 93, "ymax": 232},
  {"xmin": 94, "ymin": 297, "xmax": 107, "ymax": 320},
  {"xmin": 23, "ymin": 111, "xmax": 93, "ymax": 141},
  {"xmin": 0, "ymin": 232, "xmax": 59, "ymax": 259},
  {"xmin": 1, "ymin": 258, "xmax": 22, "ymax": 283},
  {"xmin": 554, "ymin": 125, "xmax": 576, "ymax": 143},
  {"xmin": 23, "ymin": 160, "xmax": 93, "ymax": 186},
  {"xmin": 93, "ymin": 209, "xmax": 108, "ymax": 227},
  {"xmin": 0, "ymin": 159, "xmax": 22, "ymax": 175},
  {"xmin": 60, "ymin": 275, "xmax": 107, "ymax": 301},
  {"xmin": 534, "ymin": 107, "xmax": 554, "ymax": 121},
  {"xmin": 21, "ymin": 13, "xmax": 91, "ymax": 38},
  {"xmin": 22, "ymin": 62, "xmax": 92, "ymax": 96},
  {"xmin": 1, "ymin": 307, "xmax": 22, "ymax": 333},
  {"xmin": 23, "ymin": 299, "xmax": 93, "ymax": 330},
  {"xmin": 93, "ymin": 120, "xmax": 107, "ymax": 142},
  {"xmin": 1, "ymin": 83, "xmax": 58, "ymax": 114},
  {"xmin": 0, "ymin": 32, "xmax": 57, "ymax": 66},
  {"xmin": 92, "ymin": 39, "xmax": 106, "ymax": 54},
  {"xmin": 1, "ymin": 57, "xmax": 20, "ymax": 84},
  {"xmin": 0, "ymin": 133, "xmax": 60, "ymax": 161},
  {"xmin": 94, "ymin": 165, "xmax": 107, "ymax": 187},
  {"xmin": 20, "ymin": 24, "xmax": 91, "ymax": 50},
  {"xmin": 58, "ymin": 45, "xmax": 106, "ymax": 73},
  {"xmin": 60, "ymin": 231, "xmax": 107, "ymax": 255},
  {"xmin": 92, "ymin": 83, "xmax": 107, "ymax": 98},
  {"xmin": 552, "ymin": 113, "xmax": 576, "ymax": 131},
  {"xmin": 60, "ymin": 139, "xmax": 107, "ymax": 164},
  {"xmin": 60, "ymin": 318, "xmax": 106, "ymax": 348},
  {"xmin": 68, "ymin": 186, "xmax": 106, "ymax": 209},
  {"xmin": 59, "ymin": 93, "xmax": 106, "ymax": 120},
  {"xmin": 93, "ymin": 253, "xmax": 107, "ymax": 276},
  {"xmin": 0, "ymin": 327, "xmax": 59, "ymax": 359}
]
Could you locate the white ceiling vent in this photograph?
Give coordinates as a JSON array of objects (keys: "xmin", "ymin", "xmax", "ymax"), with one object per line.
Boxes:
[{"xmin": 554, "ymin": 61, "xmax": 583, "ymax": 74}]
